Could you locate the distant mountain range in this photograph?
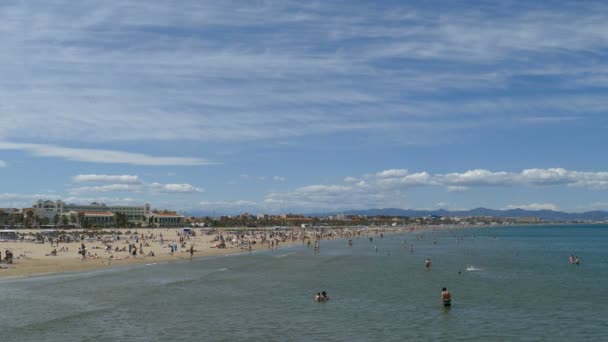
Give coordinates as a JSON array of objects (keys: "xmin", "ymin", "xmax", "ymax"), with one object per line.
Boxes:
[{"xmin": 322, "ymin": 208, "xmax": 608, "ymax": 222}]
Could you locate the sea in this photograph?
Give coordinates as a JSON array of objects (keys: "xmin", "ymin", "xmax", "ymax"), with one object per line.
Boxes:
[{"xmin": 0, "ymin": 224, "xmax": 606, "ymax": 341}]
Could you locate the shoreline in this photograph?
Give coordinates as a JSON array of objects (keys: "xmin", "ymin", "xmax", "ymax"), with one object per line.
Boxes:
[
  {"xmin": 0, "ymin": 223, "xmax": 593, "ymax": 280},
  {"xmin": 0, "ymin": 228, "xmax": 308, "ymax": 280}
]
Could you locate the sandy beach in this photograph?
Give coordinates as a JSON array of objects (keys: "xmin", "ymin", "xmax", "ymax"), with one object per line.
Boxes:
[
  {"xmin": 0, "ymin": 225, "xmax": 481, "ymax": 278},
  {"xmin": 0, "ymin": 228, "xmax": 304, "ymax": 278}
]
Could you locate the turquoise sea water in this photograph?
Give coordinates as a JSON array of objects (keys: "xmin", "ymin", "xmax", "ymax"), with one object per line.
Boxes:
[{"xmin": 0, "ymin": 225, "xmax": 607, "ymax": 341}]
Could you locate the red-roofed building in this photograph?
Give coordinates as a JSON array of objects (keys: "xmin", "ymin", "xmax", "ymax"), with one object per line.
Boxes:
[
  {"xmin": 148, "ymin": 212, "xmax": 185, "ymax": 227},
  {"xmin": 79, "ymin": 211, "xmax": 115, "ymax": 227}
]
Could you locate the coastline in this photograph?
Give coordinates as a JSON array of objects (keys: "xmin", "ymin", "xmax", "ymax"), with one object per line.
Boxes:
[
  {"xmin": 0, "ymin": 223, "xmax": 582, "ymax": 279},
  {"xmin": 0, "ymin": 228, "xmax": 303, "ymax": 279}
]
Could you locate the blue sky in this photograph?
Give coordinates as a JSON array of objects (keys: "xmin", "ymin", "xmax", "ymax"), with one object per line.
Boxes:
[{"xmin": 1, "ymin": 0, "xmax": 608, "ymax": 214}]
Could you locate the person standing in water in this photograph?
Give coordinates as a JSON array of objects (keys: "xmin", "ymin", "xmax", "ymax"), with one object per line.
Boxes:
[
  {"xmin": 425, "ymin": 258, "xmax": 431, "ymax": 270},
  {"xmin": 442, "ymin": 287, "xmax": 451, "ymax": 307}
]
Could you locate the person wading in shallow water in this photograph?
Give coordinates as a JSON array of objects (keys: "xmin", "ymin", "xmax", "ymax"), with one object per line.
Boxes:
[{"xmin": 442, "ymin": 287, "xmax": 451, "ymax": 307}]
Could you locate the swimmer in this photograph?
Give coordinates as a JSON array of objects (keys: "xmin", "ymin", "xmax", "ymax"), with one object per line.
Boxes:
[
  {"xmin": 442, "ymin": 287, "xmax": 451, "ymax": 307},
  {"xmin": 314, "ymin": 292, "xmax": 322, "ymax": 302},
  {"xmin": 425, "ymin": 258, "xmax": 431, "ymax": 270},
  {"xmin": 321, "ymin": 291, "xmax": 329, "ymax": 301}
]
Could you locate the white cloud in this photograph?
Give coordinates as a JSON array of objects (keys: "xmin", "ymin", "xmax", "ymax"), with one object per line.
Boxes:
[
  {"xmin": 69, "ymin": 176, "xmax": 204, "ymax": 195},
  {"xmin": 149, "ymin": 183, "xmax": 204, "ymax": 193},
  {"xmin": 262, "ymin": 167, "xmax": 608, "ymax": 211},
  {"xmin": 73, "ymin": 174, "xmax": 141, "ymax": 184},
  {"xmin": 505, "ymin": 203, "xmax": 558, "ymax": 211},
  {"xmin": 376, "ymin": 169, "xmax": 409, "ymax": 178},
  {"xmin": 0, "ymin": 142, "xmax": 213, "ymax": 166},
  {"xmin": 273, "ymin": 176, "xmax": 286, "ymax": 182},
  {"xmin": 437, "ymin": 169, "xmax": 514, "ymax": 186},
  {"xmin": 69, "ymin": 184, "xmax": 141, "ymax": 194},
  {"xmin": 370, "ymin": 167, "xmax": 608, "ymax": 190},
  {"xmin": 0, "ymin": 160, "xmax": 6, "ymax": 168}
]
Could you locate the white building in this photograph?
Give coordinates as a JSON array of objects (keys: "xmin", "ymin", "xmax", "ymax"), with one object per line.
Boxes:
[{"xmin": 33, "ymin": 200, "xmax": 151, "ymax": 223}]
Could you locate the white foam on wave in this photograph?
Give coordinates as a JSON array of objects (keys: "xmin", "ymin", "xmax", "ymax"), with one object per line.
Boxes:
[
  {"xmin": 275, "ymin": 253, "xmax": 295, "ymax": 258},
  {"xmin": 218, "ymin": 268, "xmax": 228, "ymax": 271},
  {"xmin": 466, "ymin": 266, "xmax": 482, "ymax": 272}
]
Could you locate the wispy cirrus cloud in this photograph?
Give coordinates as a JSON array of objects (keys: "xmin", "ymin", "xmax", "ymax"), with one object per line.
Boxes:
[
  {"xmin": 0, "ymin": 142, "xmax": 213, "ymax": 166},
  {"xmin": 68, "ymin": 184, "xmax": 142, "ymax": 194},
  {"xmin": 0, "ymin": 160, "xmax": 6, "ymax": 168},
  {"xmin": 0, "ymin": 1, "xmax": 606, "ymax": 147},
  {"xmin": 73, "ymin": 174, "xmax": 141, "ymax": 184},
  {"xmin": 149, "ymin": 183, "xmax": 204, "ymax": 193}
]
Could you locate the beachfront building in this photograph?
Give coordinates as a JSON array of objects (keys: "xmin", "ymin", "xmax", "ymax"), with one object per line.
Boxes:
[
  {"xmin": 79, "ymin": 211, "xmax": 116, "ymax": 227},
  {"xmin": 33, "ymin": 200, "xmax": 151, "ymax": 224},
  {"xmin": 32, "ymin": 200, "xmax": 65, "ymax": 221},
  {"xmin": 147, "ymin": 212, "xmax": 185, "ymax": 227},
  {"xmin": 0, "ymin": 208, "xmax": 20, "ymax": 227},
  {"xmin": 31, "ymin": 200, "xmax": 188, "ymax": 227}
]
